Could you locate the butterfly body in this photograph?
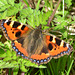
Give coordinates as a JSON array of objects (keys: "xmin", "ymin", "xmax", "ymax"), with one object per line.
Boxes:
[
  {"xmin": 21, "ymin": 27, "xmax": 45, "ymax": 57},
  {"xmin": 0, "ymin": 19, "xmax": 73, "ymax": 65}
]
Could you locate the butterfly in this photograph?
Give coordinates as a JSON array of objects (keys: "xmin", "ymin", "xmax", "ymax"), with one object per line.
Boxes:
[{"xmin": 0, "ymin": 19, "xmax": 73, "ymax": 65}]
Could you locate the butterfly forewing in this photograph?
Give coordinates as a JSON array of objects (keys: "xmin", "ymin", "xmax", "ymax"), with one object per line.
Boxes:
[{"xmin": 0, "ymin": 19, "xmax": 32, "ymax": 40}]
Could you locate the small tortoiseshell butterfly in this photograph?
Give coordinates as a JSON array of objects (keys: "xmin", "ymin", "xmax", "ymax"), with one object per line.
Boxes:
[{"xmin": 0, "ymin": 19, "xmax": 73, "ymax": 65}]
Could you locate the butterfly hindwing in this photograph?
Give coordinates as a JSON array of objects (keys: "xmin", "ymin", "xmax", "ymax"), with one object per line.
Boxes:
[
  {"xmin": 12, "ymin": 38, "xmax": 52, "ymax": 65},
  {"xmin": 12, "ymin": 39, "xmax": 52, "ymax": 65},
  {"xmin": 45, "ymin": 34, "xmax": 73, "ymax": 59},
  {"xmin": 0, "ymin": 19, "xmax": 32, "ymax": 40}
]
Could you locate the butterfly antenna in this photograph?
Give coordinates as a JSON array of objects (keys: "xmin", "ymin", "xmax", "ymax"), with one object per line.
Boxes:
[{"xmin": 47, "ymin": 0, "xmax": 62, "ymax": 26}]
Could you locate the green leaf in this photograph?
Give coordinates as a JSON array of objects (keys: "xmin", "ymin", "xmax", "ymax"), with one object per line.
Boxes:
[
  {"xmin": 0, "ymin": 42, "xmax": 4, "ymax": 46},
  {"xmin": 0, "ymin": 35, "xmax": 2, "ymax": 38},
  {"xmin": 7, "ymin": 6, "xmax": 18, "ymax": 16},
  {"xmin": 0, "ymin": 60, "xmax": 18, "ymax": 68},
  {"xmin": 63, "ymin": 31, "xmax": 67, "ymax": 38},
  {"xmin": 8, "ymin": 0, "xmax": 15, "ymax": 6},
  {"xmin": 13, "ymin": 68, "xmax": 19, "ymax": 75},
  {"xmin": 65, "ymin": 0, "xmax": 72, "ymax": 8},
  {"xmin": 0, "ymin": 48, "xmax": 5, "ymax": 54},
  {"xmin": 23, "ymin": 0, "xmax": 29, "ymax": 7},
  {"xmin": 0, "ymin": 0, "xmax": 8, "ymax": 7},
  {"xmin": 0, "ymin": 4, "xmax": 10, "ymax": 12},
  {"xmin": 39, "ymin": 11, "xmax": 52, "ymax": 25},
  {"xmin": 4, "ymin": 41, "xmax": 11, "ymax": 49},
  {"xmin": 20, "ymin": 64, "xmax": 28, "ymax": 72},
  {"xmin": 36, "ymin": 0, "xmax": 41, "ymax": 10},
  {"xmin": 20, "ymin": 7, "xmax": 33, "ymax": 18},
  {"xmin": 0, "ymin": 48, "xmax": 6, "ymax": 58}
]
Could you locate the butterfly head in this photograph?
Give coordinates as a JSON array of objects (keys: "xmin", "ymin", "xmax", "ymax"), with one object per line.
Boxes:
[{"xmin": 35, "ymin": 25, "xmax": 42, "ymax": 29}]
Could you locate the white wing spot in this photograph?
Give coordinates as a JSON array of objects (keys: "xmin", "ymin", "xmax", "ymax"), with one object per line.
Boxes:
[
  {"xmin": 52, "ymin": 36, "xmax": 56, "ymax": 43},
  {"xmin": 66, "ymin": 44, "xmax": 69, "ymax": 48},
  {"xmin": 10, "ymin": 21, "xmax": 14, "ymax": 27},
  {"xmin": 18, "ymin": 23, "xmax": 23, "ymax": 29},
  {"xmin": 5, "ymin": 20, "xmax": 8, "ymax": 23},
  {"xmin": 60, "ymin": 40, "xmax": 64, "ymax": 46}
]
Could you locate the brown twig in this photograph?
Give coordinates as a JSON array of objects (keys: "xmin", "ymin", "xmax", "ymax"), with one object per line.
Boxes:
[{"xmin": 47, "ymin": 0, "xmax": 62, "ymax": 26}]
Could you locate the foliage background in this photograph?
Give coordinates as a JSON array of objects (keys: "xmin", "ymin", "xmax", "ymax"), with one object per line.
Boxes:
[{"xmin": 0, "ymin": 0, "xmax": 75, "ymax": 75}]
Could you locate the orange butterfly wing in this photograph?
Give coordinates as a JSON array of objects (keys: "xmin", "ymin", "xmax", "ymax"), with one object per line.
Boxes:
[
  {"xmin": 11, "ymin": 40, "xmax": 52, "ymax": 65},
  {"xmin": 0, "ymin": 19, "xmax": 32, "ymax": 40},
  {"xmin": 46, "ymin": 35, "xmax": 73, "ymax": 58}
]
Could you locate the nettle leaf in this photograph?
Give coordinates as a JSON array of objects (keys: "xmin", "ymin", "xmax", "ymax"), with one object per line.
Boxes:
[
  {"xmin": 19, "ymin": 18, "xmax": 26, "ymax": 24},
  {"xmin": 20, "ymin": 7, "xmax": 52, "ymax": 28},
  {"xmin": 1, "ymin": 0, "xmax": 8, "ymax": 4},
  {"xmin": 53, "ymin": 16, "xmax": 69, "ymax": 30},
  {"xmin": 19, "ymin": 2, "xmax": 24, "ymax": 11},
  {"xmin": 0, "ymin": 4, "xmax": 10, "ymax": 12},
  {"xmin": 0, "ymin": 10, "xmax": 7, "ymax": 19},
  {"xmin": 7, "ymin": 0, "xmax": 15, "ymax": 6},
  {"xmin": 7, "ymin": 2, "xmax": 23, "ymax": 16},
  {"xmin": 0, "ymin": 0, "xmax": 8, "ymax": 7},
  {"xmin": 0, "ymin": 0, "xmax": 24, "ymax": 17},
  {"xmin": 26, "ymin": 9, "xmax": 52, "ymax": 28},
  {"xmin": 39, "ymin": 11, "xmax": 52, "ymax": 25},
  {"xmin": 54, "ymin": 16, "xmax": 64, "ymax": 22},
  {"xmin": 7, "ymin": 6, "xmax": 18, "ymax": 16},
  {"xmin": 3, "ymin": 50, "xmax": 13, "ymax": 61},
  {"xmin": 27, "ymin": 9, "xmax": 40, "ymax": 27},
  {"xmin": 20, "ymin": 7, "xmax": 33, "ymax": 18}
]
